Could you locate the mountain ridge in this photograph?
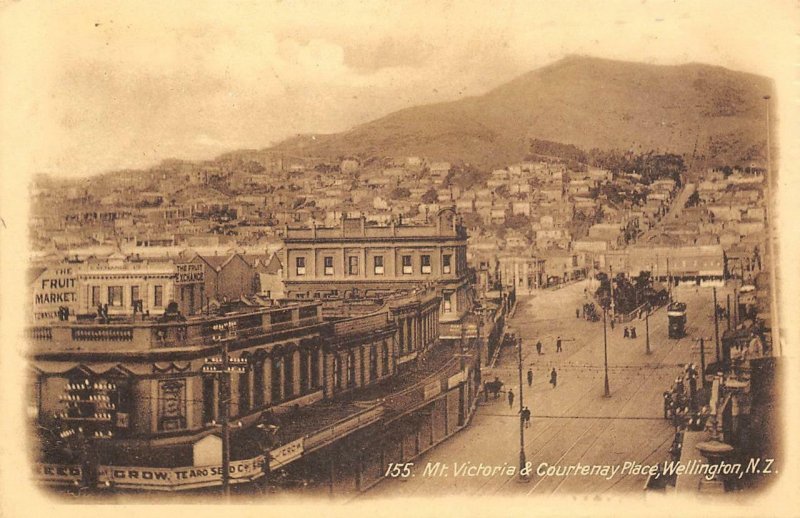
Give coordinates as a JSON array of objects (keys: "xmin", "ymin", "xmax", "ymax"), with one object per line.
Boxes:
[{"xmin": 266, "ymin": 55, "xmax": 772, "ymax": 169}]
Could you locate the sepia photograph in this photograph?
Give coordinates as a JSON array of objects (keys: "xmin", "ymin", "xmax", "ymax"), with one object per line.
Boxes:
[{"xmin": 0, "ymin": 1, "xmax": 798, "ymax": 516}]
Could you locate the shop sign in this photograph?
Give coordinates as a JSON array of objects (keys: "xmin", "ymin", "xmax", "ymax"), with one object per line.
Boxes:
[
  {"xmin": 269, "ymin": 437, "xmax": 304, "ymax": 470},
  {"xmin": 97, "ymin": 455, "xmax": 265, "ymax": 490},
  {"xmin": 424, "ymin": 381, "xmax": 442, "ymax": 400},
  {"xmin": 34, "ymin": 464, "xmax": 82, "ymax": 484},
  {"xmin": 175, "ymin": 263, "xmax": 205, "ymax": 285},
  {"xmin": 32, "ymin": 267, "xmax": 78, "ymax": 321},
  {"xmin": 447, "ymin": 372, "xmax": 465, "ymax": 389}
]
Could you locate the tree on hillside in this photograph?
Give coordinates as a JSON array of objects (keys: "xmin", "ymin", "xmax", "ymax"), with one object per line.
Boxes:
[
  {"xmin": 389, "ymin": 187, "xmax": 411, "ymax": 199},
  {"xmin": 421, "ymin": 188, "xmax": 438, "ymax": 204},
  {"xmin": 504, "ymin": 214, "xmax": 531, "ymax": 231},
  {"xmin": 445, "ymin": 164, "xmax": 489, "ymax": 190}
]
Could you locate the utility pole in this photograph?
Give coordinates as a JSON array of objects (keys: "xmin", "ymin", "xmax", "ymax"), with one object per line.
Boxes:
[
  {"xmin": 221, "ymin": 340, "xmax": 232, "ymax": 498},
  {"xmin": 726, "ymin": 294, "xmax": 731, "ymax": 331},
  {"xmin": 645, "ymin": 306, "xmax": 651, "ymax": 355},
  {"xmin": 699, "ymin": 338, "xmax": 706, "ymax": 388},
  {"xmin": 603, "ymin": 308, "xmax": 610, "ymax": 397},
  {"xmin": 202, "ymin": 320, "xmax": 246, "ymax": 498},
  {"xmin": 609, "ymin": 265, "xmax": 615, "ymax": 322},
  {"xmin": 517, "ymin": 337, "xmax": 527, "ymax": 480},
  {"xmin": 666, "ymin": 257, "xmax": 672, "ymax": 302},
  {"xmin": 713, "ymin": 287, "xmax": 721, "ymax": 363}
]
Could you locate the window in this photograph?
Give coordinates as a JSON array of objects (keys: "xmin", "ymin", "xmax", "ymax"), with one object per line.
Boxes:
[
  {"xmin": 381, "ymin": 341, "xmax": 390, "ymax": 375},
  {"xmin": 443, "ymin": 254, "xmax": 452, "ymax": 274},
  {"xmin": 300, "ymin": 350, "xmax": 310, "ymax": 393},
  {"xmin": 153, "ymin": 285, "xmax": 164, "ymax": 307},
  {"xmin": 333, "ymin": 355, "xmax": 342, "ymax": 390},
  {"xmin": 91, "ymin": 286, "xmax": 101, "ymax": 306},
  {"xmin": 348, "ymin": 256, "xmax": 359, "ymax": 275},
  {"xmin": 131, "ymin": 285, "xmax": 140, "ymax": 305},
  {"xmin": 369, "ymin": 346, "xmax": 378, "ymax": 380},
  {"xmin": 108, "ymin": 286, "xmax": 123, "ymax": 307},
  {"xmin": 311, "ymin": 350, "xmax": 320, "ymax": 389},
  {"xmin": 443, "ymin": 292, "xmax": 453, "ymax": 312},
  {"xmin": 347, "ymin": 350, "xmax": 356, "ymax": 387},
  {"xmin": 238, "ymin": 357, "xmax": 250, "ymax": 415},
  {"xmin": 158, "ymin": 379, "xmax": 187, "ymax": 431},
  {"xmin": 402, "ymin": 255, "xmax": 413, "ymax": 274},
  {"xmin": 373, "ymin": 255, "xmax": 384, "ymax": 275},
  {"xmin": 323, "ymin": 256, "xmax": 334, "ymax": 275},
  {"xmin": 271, "ymin": 358, "xmax": 282, "ymax": 401},
  {"xmin": 421, "ymin": 255, "xmax": 432, "ymax": 274},
  {"xmin": 253, "ymin": 355, "xmax": 265, "ymax": 407},
  {"xmin": 296, "ymin": 257, "xmax": 306, "ymax": 276},
  {"xmin": 284, "ymin": 353, "xmax": 294, "ymax": 398}
]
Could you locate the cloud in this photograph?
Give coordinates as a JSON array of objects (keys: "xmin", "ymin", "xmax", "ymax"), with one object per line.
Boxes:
[{"xmin": 1, "ymin": 0, "xmax": 796, "ymax": 178}]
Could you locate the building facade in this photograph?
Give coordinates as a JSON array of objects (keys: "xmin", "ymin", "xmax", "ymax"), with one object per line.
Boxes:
[{"xmin": 282, "ymin": 208, "xmax": 470, "ymax": 331}]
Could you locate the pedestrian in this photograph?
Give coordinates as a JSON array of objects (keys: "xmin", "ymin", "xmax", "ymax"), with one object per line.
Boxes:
[
  {"xmin": 521, "ymin": 406, "xmax": 531, "ymax": 428},
  {"xmin": 556, "ymin": 336, "xmax": 562, "ymax": 353},
  {"xmin": 527, "ymin": 368, "xmax": 533, "ymax": 387},
  {"xmin": 610, "ymin": 319, "xmax": 615, "ymax": 330},
  {"xmin": 624, "ymin": 326, "xmax": 630, "ymax": 338},
  {"xmin": 663, "ymin": 391, "xmax": 672, "ymax": 419},
  {"xmin": 550, "ymin": 368, "xmax": 558, "ymax": 388},
  {"xmin": 536, "ymin": 341, "xmax": 542, "ymax": 355},
  {"xmin": 508, "ymin": 389, "xmax": 514, "ymax": 409},
  {"xmin": 630, "ymin": 326, "xmax": 637, "ymax": 339},
  {"xmin": 576, "ymin": 308, "xmax": 580, "ymax": 319},
  {"xmin": 483, "ymin": 381, "xmax": 489, "ymax": 402}
]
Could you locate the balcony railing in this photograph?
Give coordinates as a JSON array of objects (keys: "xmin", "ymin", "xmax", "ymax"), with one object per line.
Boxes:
[
  {"xmin": 29, "ymin": 304, "xmax": 323, "ymax": 352},
  {"xmin": 29, "ymin": 327, "xmax": 52, "ymax": 341},
  {"xmin": 333, "ymin": 312, "xmax": 390, "ymax": 337},
  {"xmin": 71, "ymin": 327, "xmax": 134, "ymax": 342},
  {"xmin": 304, "ymin": 404, "xmax": 384, "ymax": 452}
]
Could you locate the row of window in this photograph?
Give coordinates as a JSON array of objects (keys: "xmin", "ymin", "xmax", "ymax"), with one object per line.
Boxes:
[
  {"xmin": 332, "ymin": 342, "xmax": 390, "ymax": 390},
  {"xmin": 296, "ymin": 254, "xmax": 453, "ymax": 276},
  {"xmin": 201, "ymin": 349, "xmax": 323, "ymax": 425},
  {"xmin": 90, "ymin": 285, "xmax": 164, "ymax": 308}
]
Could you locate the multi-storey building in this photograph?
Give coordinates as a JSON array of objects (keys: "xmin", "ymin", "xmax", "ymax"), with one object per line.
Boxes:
[
  {"xmin": 282, "ymin": 208, "xmax": 471, "ymax": 335},
  {"xmin": 29, "ymin": 285, "xmax": 486, "ymax": 494},
  {"xmin": 31, "ymin": 253, "xmax": 206, "ymax": 322}
]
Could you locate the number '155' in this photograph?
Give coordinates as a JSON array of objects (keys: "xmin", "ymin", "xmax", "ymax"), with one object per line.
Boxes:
[{"xmin": 385, "ymin": 462, "xmax": 413, "ymax": 478}]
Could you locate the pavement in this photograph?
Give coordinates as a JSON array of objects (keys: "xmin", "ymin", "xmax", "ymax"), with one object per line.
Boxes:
[{"xmin": 365, "ymin": 280, "xmax": 732, "ymax": 498}]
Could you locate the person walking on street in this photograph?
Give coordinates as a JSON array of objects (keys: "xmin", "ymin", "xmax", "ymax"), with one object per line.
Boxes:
[
  {"xmin": 527, "ymin": 368, "xmax": 533, "ymax": 387},
  {"xmin": 508, "ymin": 389, "xmax": 515, "ymax": 409},
  {"xmin": 624, "ymin": 326, "xmax": 630, "ymax": 339},
  {"xmin": 663, "ymin": 391, "xmax": 672, "ymax": 419},
  {"xmin": 576, "ymin": 308, "xmax": 580, "ymax": 319},
  {"xmin": 521, "ymin": 406, "xmax": 531, "ymax": 428},
  {"xmin": 556, "ymin": 337, "xmax": 562, "ymax": 353},
  {"xmin": 536, "ymin": 341, "xmax": 542, "ymax": 355},
  {"xmin": 630, "ymin": 326, "xmax": 637, "ymax": 339},
  {"xmin": 550, "ymin": 368, "xmax": 558, "ymax": 388}
]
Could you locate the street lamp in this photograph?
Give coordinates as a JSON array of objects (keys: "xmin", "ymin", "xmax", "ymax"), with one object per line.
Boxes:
[
  {"xmin": 603, "ymin": 308, "xmax": 611, "ymax": 397},
  {"xmin": 516, "ymin": 337, "xmax": 528, "ymax": 480}
]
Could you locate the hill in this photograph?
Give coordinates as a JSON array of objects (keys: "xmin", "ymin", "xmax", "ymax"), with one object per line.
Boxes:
[{"xmin": 267, "ymin": 56, "xmax": 772, "ymax": 169}]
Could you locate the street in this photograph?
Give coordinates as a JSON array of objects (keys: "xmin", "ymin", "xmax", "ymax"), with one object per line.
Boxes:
[{"xmin": 366, "ymin": 280, "xmax": 732, "ymax": 497}]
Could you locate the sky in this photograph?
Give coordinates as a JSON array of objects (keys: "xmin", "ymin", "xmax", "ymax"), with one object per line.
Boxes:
[{"xmin": 0, "ymin": 0, "xmax": 797, "ymax": 179}]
